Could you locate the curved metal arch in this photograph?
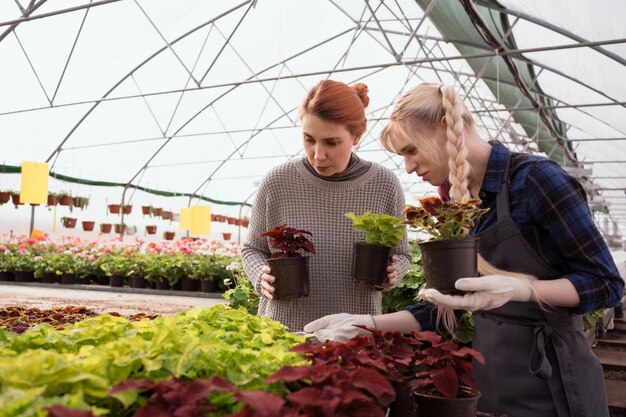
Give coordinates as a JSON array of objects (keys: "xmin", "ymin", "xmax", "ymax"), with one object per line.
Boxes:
[
  {"xmin": 44, "ymin": 0, "xmax": 253, "ymax": 165},
  {"xmin": 475, "ymin": 0, "xmax": 626, "ymax": 68}
]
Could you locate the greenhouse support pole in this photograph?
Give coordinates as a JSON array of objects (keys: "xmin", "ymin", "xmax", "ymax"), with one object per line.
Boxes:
[{"xmin": 29, "ymin": 205, "xmax": 35, "ymax": 236}]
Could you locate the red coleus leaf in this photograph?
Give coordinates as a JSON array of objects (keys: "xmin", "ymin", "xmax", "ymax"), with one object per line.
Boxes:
[
  {"xmin": 412, "ymin": 330, "xmax": 442, "ymax": 344},
  {"xmin": 431, "ymin": 365, "xmax": 459, "ymax": 399},
  {"xmin": 265, "ymin": 365, "xmax": 312, "ymax": 383},
  {"xmin": 45, "ymin": 406, "xmax": 96, "ymax": 417},
  {"xmin": 418, "ymin": 196, "xmax": 443, "ymax": 214},
  {"xmin": 454, "ymin": 346, "xmax": 486, "ymax": 365},
  {"xmin": 259, "ymin": 224, "xmax": 316, "ymax": 257},
  {"xmin": 233, "ymin": 391, "xmax": 286, "ymax": 417},
  {"xmin": 350, "ymin": 368, "xmax": 396, "ymax": 407},
  {"xmin": 288, "ymin": 386, "xmax": 341, "ymax": 412},
  {"xmin": 108, "ymin": 378, "xmax": 156, "ymax": 395}
]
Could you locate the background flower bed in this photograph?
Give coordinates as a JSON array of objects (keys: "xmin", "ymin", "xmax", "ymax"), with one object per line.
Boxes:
[
  {"xmin": 0, "ymin": 234, "xmax": 242, "ymax": 289},
  {"xmin": 0, "ymin": 305, "xmax": 305, "ymax": 416}
]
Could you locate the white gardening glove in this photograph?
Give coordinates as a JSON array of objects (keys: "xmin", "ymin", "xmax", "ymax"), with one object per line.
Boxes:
[
  {"xmin": 419, "ymin": 274, "xmax": 533, "ymax": 311},
  {"xmin": 303, "ymin": 313, "xmax": 375, "ymax": 342}
]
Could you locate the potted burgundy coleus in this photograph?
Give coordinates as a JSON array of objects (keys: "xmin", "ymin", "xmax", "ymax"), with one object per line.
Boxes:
[
  {"xmin": 403, "ymin": 196, "xmax": 488, "ymax": 295},
  {"xmin": 408, "ymin": 331, "xmax": 485, "ymax": 417},
  {"xmin": 259, "ymin": 224, "xmax": 316, "ymax": 300}
]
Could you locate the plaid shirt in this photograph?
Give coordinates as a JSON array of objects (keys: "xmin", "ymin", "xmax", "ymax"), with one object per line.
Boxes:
[{"xmin": 408, "ymin": 141, "xmax": 624, "ymax": 330}]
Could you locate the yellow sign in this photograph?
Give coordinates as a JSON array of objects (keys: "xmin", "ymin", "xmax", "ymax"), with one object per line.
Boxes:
[
  {"xmin": 190, "ymin": 205, "xmax": 211, "ymax": 235},
  {"xmin": 20, "ymin": 161, "xmax": 49, "ymax": 204},
  {"xmin": 180, "ymin": 207, "xmax": 191, "ymax": 229}
]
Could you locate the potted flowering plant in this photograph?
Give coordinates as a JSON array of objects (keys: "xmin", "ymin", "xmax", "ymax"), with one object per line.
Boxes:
[
  {"xmin": 345, "ymin": 211, "xmax": 406, "ymax": 285},
  {"xmin": 403, "ymin": 196, "xmax": 488, "ymax": 294},
  {"xmin": 259, "ymin": 224, "xmax": 316, "ymax": 300},
  {"xmin": 409, "ymin": 331, "xmax": 485, "ymax": 417}
]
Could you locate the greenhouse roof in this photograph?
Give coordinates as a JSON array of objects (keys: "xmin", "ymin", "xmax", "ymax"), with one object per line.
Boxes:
[{"xmin": 0, "ymin": 0, "xmax": 624, "ymax": 243}]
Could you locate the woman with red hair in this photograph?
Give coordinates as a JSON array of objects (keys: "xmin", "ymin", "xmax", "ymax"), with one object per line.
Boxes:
[{"xmin": 241, "ymin": 79, "xmax": 412, "ymax": 332}]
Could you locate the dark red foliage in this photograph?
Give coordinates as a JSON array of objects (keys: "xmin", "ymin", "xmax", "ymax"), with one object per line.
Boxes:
[
  {"xmin": 0, "ymin": 306, "xmax": 98, "ymax": 333},
  {"xmin": 410, "ymin": 331, "xmax": 485, "ymax": 398},
  {"xmin": 0, "ymin": 306, "xmax": 158, "ymax": 334},
  {"xmin": 109, "ymin": 376, "xmax": 234, "ymax": 417},
  {"xmin": 45, "ymin": 405, "xmax": 96, "ymax": 417},
  {"xmin": 259, "ymin": 224, "xmax": 316, "ymax": 259}
]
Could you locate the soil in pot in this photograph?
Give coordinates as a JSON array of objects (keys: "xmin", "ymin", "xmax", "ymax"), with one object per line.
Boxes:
[
  {"xmin": 352, "ymin": 242, "xmax": 391, "ymax": 285},
  {"xmin": 419, "ymin": 237, "xmax": 478, "ymax": 295},
  {"xmin": 414, "ymin": 390, "xmax": 480, "ymax": 417},
  {"xmin": 267, "ymin": 256, "xmax": 310, "ymax": 300}
]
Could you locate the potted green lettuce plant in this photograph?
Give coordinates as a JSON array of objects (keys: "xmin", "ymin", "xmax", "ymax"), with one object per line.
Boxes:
[
  {"xmin": 259, "ymin": 224, "xmax": 316, "ymax": 300},
  {"xmin": 345, "ymin": 211, "xmax": 406, "ymax": 285},
  {"xmin": 403, "ymin": 196, "xmax": 488, "ymax": 294}
]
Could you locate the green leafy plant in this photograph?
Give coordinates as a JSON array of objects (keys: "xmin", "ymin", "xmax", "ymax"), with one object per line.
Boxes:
[
  {"xmin": 345, "ymin": 211, "xmax": 406, "ymax": 247},
  {"xmin": 403, "ymin": 196, "xmax": 488, "ymax": 241},
  {"xmin": 382, "ymin": 242, "xmax": 426, "ymax": 313}
]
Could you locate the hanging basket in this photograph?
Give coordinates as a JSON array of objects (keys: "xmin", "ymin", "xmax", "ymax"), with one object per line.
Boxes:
[
  {"xmin": 81, "ymin": 221, "xmax": 95, "ymax": 231},
  {"xmin": 222, "ymin": 232, "xmax": 232, "ymax": 241},
  {"xmin": 11, "ymin": 193, "xmax": 23, "ymax": 206},
  {"xmin": 61, "ymin": 217, "xmax": 77, "ymax": 228},
  {"xmin": 59, "ymin": 195, "xmax": 73, "ymax": 206},
  {"xmin": 141, "ymin": 205, "xmax": 152, "ymax": 215},
  {"xmin": 163, "ymin": 231, "xmax": 175, "ymax": 240},
  {"xmin": 145, "ymin": 225, "xmax": 157, "ymax": 235},
  {"xmin": 122, "ymin": 205, "xmax": 133, "ymax": 214},
  {"xmin": 0, "ymin": 191, "xmax": 10, "ymax": 204},
  {"xmin": 47, "ymin": 194, "xmax": 58, "ymax": 206},
  {"xmin": 114, "ymin": 224, "xmax": 127, "ymax": 234},
  {"xmin": 162, "ymin": 211, "xmax": 173, "ymax": 220},
  {"xmin": 100, "ymin": 223, "xmax": 112, "ymax": 233},
  {"xmin": 108, "ymin": 204, "xmax": 121, "ymax": 214}
]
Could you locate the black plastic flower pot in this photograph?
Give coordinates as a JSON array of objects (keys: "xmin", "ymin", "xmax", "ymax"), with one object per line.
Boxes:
[
  {"xmin": 181, "ymin": 276, "xmax": 198, "ymax": 292},
  {"xmin": 130, "ymin": 275, "xmax": 147, "ymax": 288},
  {"xmin": 267, "ymin": 256, "xmax": 310, "ymax": 300},
  {"xmin": 40, "ymin": 272, "xmax": 58, "ymax": 284},
  {"xmin": 61, "ymin": 273, "xmax": 76, "ymax": 285},
  {"xmin": 413, "ymin": 390, "xmax": 480, "ymax": 417},
  {"xmin": 352, "ymin": 242, "xmax": 391, "ymax": 285},
  {"xmin": 155, "ymin": 279, "xmax": 170, "ymax": 290},
  {"xmin": 14, "ymin": 271, "xmax": 35, "ymax": 282},
  {"xmin": 200, "ymin": 279, "xmax": 218, "ymax": 293},
  {"xmin": 109, "ymin": 275, "xmax": 125, "ymax": 287},
  {"xmin": 0, "ymin": 271, "xmax": 15, "ymax": 281},
  {"xmin": 419, "ymin": 237, "xmax": 478, "ymax": 295},
  {"xmin": 389, "ymin": 378, "xmax": 418, "ymax": 417}
]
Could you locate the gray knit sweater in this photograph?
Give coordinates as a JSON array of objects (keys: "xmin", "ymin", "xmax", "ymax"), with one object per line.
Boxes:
[{"xmin": 241, "ymin": 157, "xmax": 412, "ymax": 331}]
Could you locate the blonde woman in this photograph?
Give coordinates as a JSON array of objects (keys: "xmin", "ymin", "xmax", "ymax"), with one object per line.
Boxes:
[{"xmin": 304, "ymin": 83, "xmax": 624, "ymax": 417}]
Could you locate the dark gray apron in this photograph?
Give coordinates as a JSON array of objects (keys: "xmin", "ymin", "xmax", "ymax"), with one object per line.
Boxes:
[{"xmin": 472, "ymin": 153, "xmax": 608, "ymax": 417}]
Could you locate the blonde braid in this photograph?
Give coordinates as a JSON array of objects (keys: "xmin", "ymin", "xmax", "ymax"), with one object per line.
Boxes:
[{"xmin": 441, "ymin": 86, "xmax": 471, "ymax": 203}]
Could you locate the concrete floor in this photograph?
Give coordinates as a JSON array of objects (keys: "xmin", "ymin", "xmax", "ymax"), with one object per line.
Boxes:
[{"xmin": 0, "ymin": 283, "xmax": 227, "ymax": 315}]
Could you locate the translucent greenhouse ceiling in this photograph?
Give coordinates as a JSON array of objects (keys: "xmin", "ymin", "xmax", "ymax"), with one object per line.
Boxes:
[{"xmin": 0, "ymin": 0, "xmax": 625, "ymax": 245}]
